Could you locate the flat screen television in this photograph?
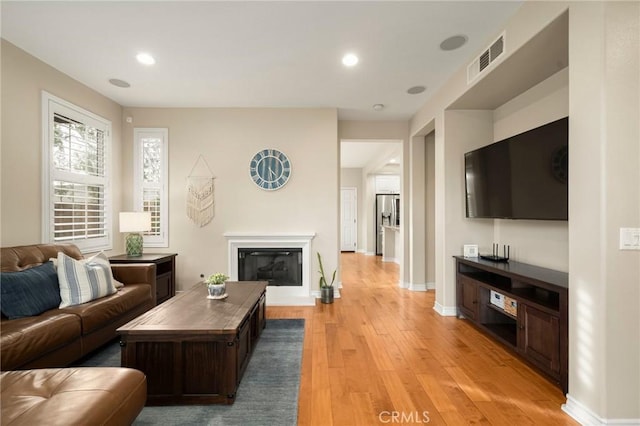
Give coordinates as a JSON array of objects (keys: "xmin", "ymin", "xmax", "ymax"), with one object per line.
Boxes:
[{"xmin": 464, "ymin": 116, "xmax": 568, "ymax": 220}]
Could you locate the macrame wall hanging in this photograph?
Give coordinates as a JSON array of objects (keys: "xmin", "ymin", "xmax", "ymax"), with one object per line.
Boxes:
[{"xmin": 186, "ymin": 155, "xmax": 216, "ymax": 227}]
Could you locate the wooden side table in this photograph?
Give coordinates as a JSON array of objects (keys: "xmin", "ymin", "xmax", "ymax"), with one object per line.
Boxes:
[{"xmin": 109, "ymin": 253, "xmax": 178, "ymax": 305}]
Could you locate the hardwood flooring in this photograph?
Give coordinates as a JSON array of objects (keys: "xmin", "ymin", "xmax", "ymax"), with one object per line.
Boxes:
[{"xmin": 266, "ymin": 252, "xmax": 577, "ymax": 426}]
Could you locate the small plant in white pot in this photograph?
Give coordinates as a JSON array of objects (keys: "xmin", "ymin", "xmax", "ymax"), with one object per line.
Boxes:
[
  {"xmin": 317, "ymin": 252, "xmax": 336, "ymax": 304},
  {"xmin": 205, "ymin": 273, "xmax": 229, "ymax": 299}
]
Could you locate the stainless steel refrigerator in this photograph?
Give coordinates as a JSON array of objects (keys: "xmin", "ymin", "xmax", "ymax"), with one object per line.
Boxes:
[{"xmin": 376, "ymin": 194, "xmax": 400, "ymax": 255}]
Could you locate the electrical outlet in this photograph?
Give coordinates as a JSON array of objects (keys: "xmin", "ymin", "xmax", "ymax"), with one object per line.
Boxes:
[{"xmin": 620, "ymin": 228, "xmax": 640, "ymax": 250}]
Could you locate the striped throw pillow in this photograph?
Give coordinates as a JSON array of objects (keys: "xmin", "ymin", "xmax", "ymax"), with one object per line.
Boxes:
[{"xmin": 57, "ymin": 252, "xmax": 117, "ymax": 308}]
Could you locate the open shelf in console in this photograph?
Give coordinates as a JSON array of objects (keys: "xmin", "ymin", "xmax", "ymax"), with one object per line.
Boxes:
[
  {"xmin": 510, "ymin": 287, "xmax": 559, "ymax": 312},
  {"xmin": 457, "ymin": 263, "xmax": 512, "ymax": 292},
  {"xmin": 478, "ymin": 285, "xmax": 518, "ymax": 346},
  {"xmin": 484, "ymin": 323, "xmax": 517, "ymax": 346}
]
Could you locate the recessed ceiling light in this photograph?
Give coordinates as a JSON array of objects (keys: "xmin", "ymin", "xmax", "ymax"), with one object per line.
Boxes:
[
  {"xmin": 109, "ymin": 78, "xmax": 130, "ymax": 88},
  {"xmin": 439, "ymin": 35, "xmax": 468, "ymax": 51},
  {"xmin": 389, "ymin": 158, "xmax": 397, "ymax": 163},
  {"xmin": 136, "ymin": 52, "xmax": 155, "ymax": 65},
  {"xmin": 407, "ymin": 85, "xmax": 426, "ymax": 95},
  {"xmin": 342, "ymin": 53, "xmax": 359, "ymax": 67},
  {"xmin": 373, "ymin": 104, "xmax": 384, "ymax": 111}
]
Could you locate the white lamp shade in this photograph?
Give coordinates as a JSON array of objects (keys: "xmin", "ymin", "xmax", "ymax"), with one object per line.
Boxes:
[{"xmin": 119, "ymin": 212, "xmax": 152, "ymax": 233}]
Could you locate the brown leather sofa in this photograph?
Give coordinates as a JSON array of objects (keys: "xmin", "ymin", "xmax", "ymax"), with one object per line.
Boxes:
[
  {"xmin": 1, "ymin": 243, "xmax": 157, "ymax": 370},
  {"xmin": 1, "ymin": 367, "xmax": 147, "ymax": 425}
]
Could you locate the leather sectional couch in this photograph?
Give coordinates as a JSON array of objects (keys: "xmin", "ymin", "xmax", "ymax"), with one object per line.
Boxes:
[
  {"xmin": 1, "ymin": 367, "xmax": 147, "ymax": 425},
  {"xmin": 0, "ymin": 243, "xmax": 157, "ymax": 425},
  {"xmin": 0, "ymin": 243, "xmax": 157, "ymax": 370}
]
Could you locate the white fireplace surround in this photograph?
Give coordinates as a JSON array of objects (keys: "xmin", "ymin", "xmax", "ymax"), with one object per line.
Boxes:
[{"xmin": 224, "ymin": 232, "xmax": 318, "ymax": 306}]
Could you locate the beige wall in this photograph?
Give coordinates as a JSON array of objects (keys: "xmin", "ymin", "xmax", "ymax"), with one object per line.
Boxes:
[
  {"xmin": 568, "ymin": 1, "xmax": 639, "ymax": 420},
  {"xmin": 425, "ymin": 132, "xmax": 435, "ymax": 285},
  {"xmin": 340, "ymin": 167, "xmax": 364, "ymax": 251},
  {"xmin": 122, "ymin": 107, "xmax": 339, "ymax": 292},
  {"xmin": 365, "ymin": 174, "xmax": 376, "ymax": 255},
  {"xmin": 440, "ymin": 110, "xmax": 495, "ymax": 310},
  {"xmin": 408, "ymin": 134, "xmax": 426, "ymax": 288},
  {"xmin": 492, "ymin": 68, "xmax": 569, "ymax": 271},
  {"xmin": 338, "ymin": 120, "xmax": 408, "ymax": 141},
  {"xmin": 1, "ymin": 40, "xmax": 124, "ymax": 253}
]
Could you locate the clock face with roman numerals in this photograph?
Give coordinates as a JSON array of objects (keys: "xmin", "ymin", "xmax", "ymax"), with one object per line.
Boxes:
[{"xmin": 249, "ymin": 149, "xmax": 291, "ymax": 191}]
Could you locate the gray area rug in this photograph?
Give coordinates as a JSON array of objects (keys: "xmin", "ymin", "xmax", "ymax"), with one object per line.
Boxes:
[{"xmin": 76, "ymin": 318, "xmax": 304, "ymax": 426}]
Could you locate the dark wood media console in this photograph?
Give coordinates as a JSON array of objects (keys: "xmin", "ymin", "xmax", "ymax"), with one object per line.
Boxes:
[{"xmin": 454, "ymin": 256, "xmax": 568, "ymax": 393}]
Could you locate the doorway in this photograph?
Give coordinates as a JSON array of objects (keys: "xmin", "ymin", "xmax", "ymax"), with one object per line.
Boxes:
[{"xmin": 340, "ymin": 188, "xmax": 357, "ymax": 251}]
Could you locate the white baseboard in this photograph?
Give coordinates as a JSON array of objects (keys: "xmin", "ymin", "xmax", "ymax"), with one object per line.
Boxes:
[
  {"xmin": 266, "ymin": 294, "xmax": 316, "ymax": 306},
  {"xmin": 382, "ymin": 256, "xmax": 397, "ymax": 263},
  {"xmin": 364, "ymin": 251, "xmax": 376, "ymax": 256},
  {"xmin": 398, "ymin": 282, "xmax": 433, "ymax": 292},
  {"xmin": 356, "ymin": 249, "xmax": 367, "ymax": 254},
  {"xmin": 433, "ymin": 302, "xmax": 457, "ymax": 317},
  {"xmin": 562, "ymin": 394, "xmax": 640, "ymax": 425},
  {"xmin": 408, "ymin": 282, "xmax": 428, "ymax": 292}
]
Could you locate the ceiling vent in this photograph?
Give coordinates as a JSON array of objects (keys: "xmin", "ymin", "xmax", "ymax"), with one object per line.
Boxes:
[{"xmin": 467, "ymin": 32, "xmax": 505, "ymax": 84}]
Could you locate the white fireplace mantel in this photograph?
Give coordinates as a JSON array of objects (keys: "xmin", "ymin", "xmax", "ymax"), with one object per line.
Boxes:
[{"xmin": 224, "ymin": 232, "xmax": 317, "ymax": 306}]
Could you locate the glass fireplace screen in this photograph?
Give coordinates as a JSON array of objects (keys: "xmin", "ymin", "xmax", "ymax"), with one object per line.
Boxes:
[{"xmin": 238, "ymin": 248, "xmax": 303, "ymax": 286}]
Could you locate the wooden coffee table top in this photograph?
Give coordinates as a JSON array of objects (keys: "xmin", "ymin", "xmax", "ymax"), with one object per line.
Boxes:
[{"xmin": 117, "ymin": 281, "xmax": 267, "ymax": 336}]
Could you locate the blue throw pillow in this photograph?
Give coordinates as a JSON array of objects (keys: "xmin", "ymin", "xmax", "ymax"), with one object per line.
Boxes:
[{"xmin": 0, "ymin": 262, "xmax": 61, "ymax": 319}]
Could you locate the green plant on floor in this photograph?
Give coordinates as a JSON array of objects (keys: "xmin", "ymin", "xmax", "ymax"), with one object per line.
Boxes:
[
  {"xmin": 317, "ymin": 252, "xmax": 336, "ymax": 288},
  {"xmin": 205, "ymin": 273, "xmax": 228, "ymax": 285}
]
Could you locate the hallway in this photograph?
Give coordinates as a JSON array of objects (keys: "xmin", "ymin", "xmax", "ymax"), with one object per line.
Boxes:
[{"xmin": 267, "ymin": 252, "xmax": 576, "ymax": 425}]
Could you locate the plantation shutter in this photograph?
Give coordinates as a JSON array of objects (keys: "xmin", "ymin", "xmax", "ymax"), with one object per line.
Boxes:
[
  {"xmin": 43, "ymin": 93, "xmax": 112, "ymax": 252},
  {"xmin": 134, "ymin": 129, "xmax": 168, "ymax": 247}
]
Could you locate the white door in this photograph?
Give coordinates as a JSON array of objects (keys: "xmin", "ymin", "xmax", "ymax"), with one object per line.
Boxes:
[{"xmin": 341, "ymin": 188, "xmax": 357, "ymax": 252}]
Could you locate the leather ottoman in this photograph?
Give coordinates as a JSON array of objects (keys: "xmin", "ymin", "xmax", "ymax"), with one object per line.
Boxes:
[{"xmin": 1, "ymin": 367, "xmax": 146, "ymax": 425}]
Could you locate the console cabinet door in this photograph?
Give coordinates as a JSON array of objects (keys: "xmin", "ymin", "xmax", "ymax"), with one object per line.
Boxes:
[
  {"xmin": 518, "ymin": 303, "xmax": 560, "ymax": 379},
  {"xmin": 457, "ymin": 276, "xmax": 478, "ymax": 321}
]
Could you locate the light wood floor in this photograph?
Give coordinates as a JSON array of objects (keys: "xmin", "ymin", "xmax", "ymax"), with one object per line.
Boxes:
[{"xmin": 267, "ymin": 252, "xmax": 577, "ymax": 426}]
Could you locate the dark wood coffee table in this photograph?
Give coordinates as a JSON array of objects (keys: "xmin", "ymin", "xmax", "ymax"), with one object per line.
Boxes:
[{"xmin": 117, "ymin": 281, "xmax": 267, "ymax": 405}]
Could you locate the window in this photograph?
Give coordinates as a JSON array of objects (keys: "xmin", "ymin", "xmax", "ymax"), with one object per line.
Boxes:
[
  {"xmin": 134, "ymin": 128, "xmax": 168, "ymax": 247},
  {"xmin": 42, "ymin": 92, "xmax": 112, "ymax": 252}
]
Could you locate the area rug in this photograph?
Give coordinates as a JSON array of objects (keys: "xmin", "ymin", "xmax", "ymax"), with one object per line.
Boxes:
[{"xmin": 76, "ymin": 318, "xmax": 304, "ymax": 426}]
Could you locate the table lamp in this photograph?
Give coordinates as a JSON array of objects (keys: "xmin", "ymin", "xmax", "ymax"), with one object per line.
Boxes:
[{"xmin": 119, "ymin": 212, "xmax": 151, "ymax": 257}]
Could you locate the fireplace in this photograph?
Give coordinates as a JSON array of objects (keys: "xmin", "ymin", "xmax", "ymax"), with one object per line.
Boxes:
[
  {"xmin": 224, "ymin": 232, "xmax": 316, "ymax": 305},
  {"xmin": 238, "ymin": 248, "xmax": 302, "ymax": 286}
]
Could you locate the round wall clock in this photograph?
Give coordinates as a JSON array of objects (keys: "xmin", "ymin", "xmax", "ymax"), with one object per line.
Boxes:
[{"xmin": 249, "ymin": 149, "xmax": 292, "ymax": 191}]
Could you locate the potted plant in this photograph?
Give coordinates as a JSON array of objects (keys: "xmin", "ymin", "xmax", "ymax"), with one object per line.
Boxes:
[
  {"xmin": 205, "ymin": 273, "xmax": 229, "ymax": 299},
  {"xmin": 317, "ymin": 252, "xmax": 336, "ymax": 304}
]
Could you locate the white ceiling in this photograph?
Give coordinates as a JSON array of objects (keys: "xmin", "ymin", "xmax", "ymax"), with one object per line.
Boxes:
[
  {"xmin": 1, "ymin": 1, "xmax": 522, "ymax": 121},
  {"xmin": 341, "ymin": 141, "xmax": 401, "ymax": 169}
]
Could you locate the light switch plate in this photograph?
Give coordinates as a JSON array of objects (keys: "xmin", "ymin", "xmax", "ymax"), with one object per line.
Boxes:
[{"xmin": 620, "ymin": 228, "xmax": 640, "ymax": 250}]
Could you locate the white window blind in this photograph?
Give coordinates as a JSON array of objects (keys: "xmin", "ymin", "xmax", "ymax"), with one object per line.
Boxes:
[
  {"xmin": 42, "ymin": 92, "xmax": 112, "ymax": 252},
  {"xmin": 134, "ymin": 128, "xmax": 168, "ymax": 247}
]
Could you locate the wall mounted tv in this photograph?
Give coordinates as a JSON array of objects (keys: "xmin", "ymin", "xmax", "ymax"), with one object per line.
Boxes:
[{"xmin": 464, "ymin": 116, "xmax": 568, "ymax": 220}]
